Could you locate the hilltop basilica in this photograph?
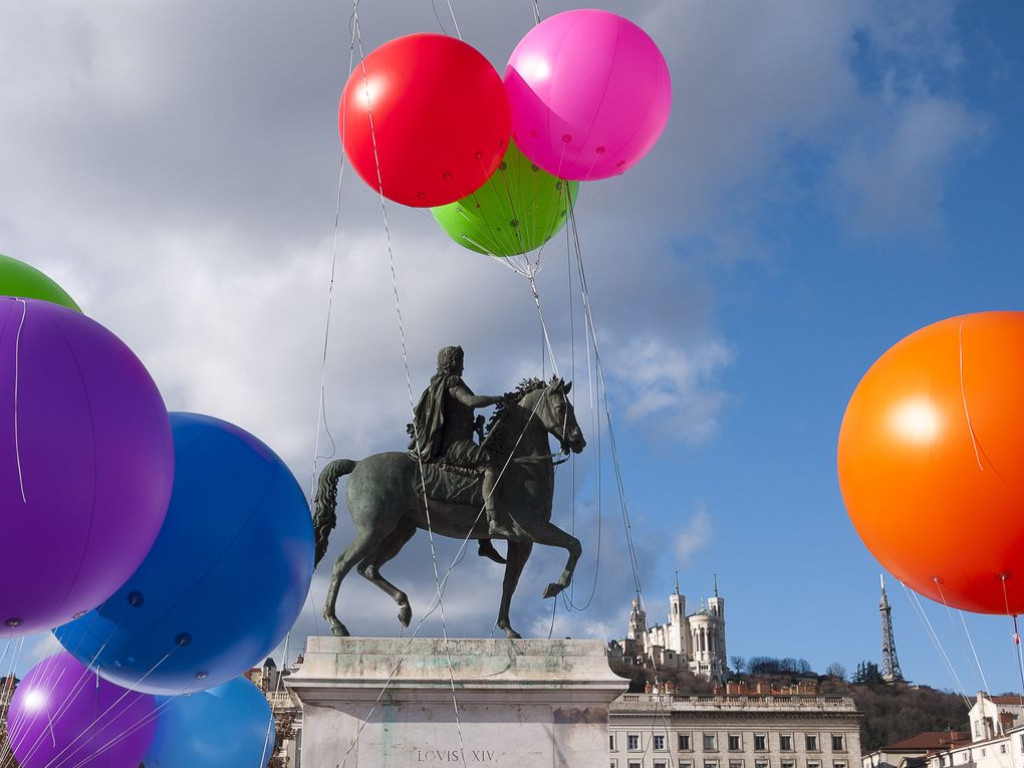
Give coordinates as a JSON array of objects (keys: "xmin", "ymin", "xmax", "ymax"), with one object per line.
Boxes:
[{"xmin": 609, "ymin": 576, "xmax": 728, "ymax": 684}]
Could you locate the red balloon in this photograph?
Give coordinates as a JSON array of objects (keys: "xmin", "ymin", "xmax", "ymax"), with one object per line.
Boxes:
[
  {"xmin": 838, "ymin": 312, "xmax": 1024, "ymax": 614},
  {"xmin": 339, "ymin": 34, "xmax": 510, "ymax": 207}
]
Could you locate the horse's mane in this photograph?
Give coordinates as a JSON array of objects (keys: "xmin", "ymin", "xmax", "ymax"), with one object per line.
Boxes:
[{"xmin": 483, "ymin": 377, "xmax": 547, "ymax": 455}]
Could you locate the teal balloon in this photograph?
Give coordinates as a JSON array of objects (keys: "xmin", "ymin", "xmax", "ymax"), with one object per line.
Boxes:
[
  {"xmin": 0, "ymin": 253, "xmax": 81, "ymax": 312},
  {"xmin": 144, "ymin": 677, "xmax": 275, "ymax": 768},
  {"xmin": 431, "ymin": 141, "xmax": 579, "ymax": 257}
]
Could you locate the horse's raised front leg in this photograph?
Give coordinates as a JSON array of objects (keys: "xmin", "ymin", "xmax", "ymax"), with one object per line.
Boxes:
[
  {"xmin": 324, "ymin": 531, "xmax": 379, "ymax": 637},
  {"xmin": 357, "ymin": 518, "xmax": 417, "ymax": 629},
  {"xmin": 521, "ymin": 521, "xmax": 581, "ymax": 599},
  {"xmin": 496, "ymin": 541, "xmax": 533, "ymax": 639}
]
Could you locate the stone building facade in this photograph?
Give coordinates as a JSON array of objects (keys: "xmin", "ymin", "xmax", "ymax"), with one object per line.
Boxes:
[{"xmin": 610, "ymin": 691, "xmax": 862, "ymax": 768}]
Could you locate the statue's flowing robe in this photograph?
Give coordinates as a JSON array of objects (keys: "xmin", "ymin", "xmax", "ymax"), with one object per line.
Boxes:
[{"xmin": 409, "ymin": 372, "xmax": 461, "ymax": 463}]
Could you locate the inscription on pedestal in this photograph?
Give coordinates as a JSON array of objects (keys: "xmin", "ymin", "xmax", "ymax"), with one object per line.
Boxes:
[{"xmin": 415, "ymin": 748, "xmax": 499, "ymax": 763}]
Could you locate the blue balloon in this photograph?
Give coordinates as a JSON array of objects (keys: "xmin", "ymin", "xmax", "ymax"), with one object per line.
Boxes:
[
  {"xmin": 144, "ymin": 677, "xmax": 275, "ymax": 768},
  {"xmin": 55, "ymin": 412, "xmax": 314, "ymax": 694}
]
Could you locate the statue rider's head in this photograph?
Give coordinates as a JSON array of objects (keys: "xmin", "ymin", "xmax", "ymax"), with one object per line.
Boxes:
[{"xmin": 437, "ymin": 345, "xmax": 464, "ymax": 376}]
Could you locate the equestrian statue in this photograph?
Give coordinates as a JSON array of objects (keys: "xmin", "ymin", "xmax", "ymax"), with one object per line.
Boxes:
[{"xmin": 313, "ymin": 345, "xmax": 586, "ymax": 638}]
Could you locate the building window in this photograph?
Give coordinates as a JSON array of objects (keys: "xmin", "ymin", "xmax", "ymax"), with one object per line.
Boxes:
[
  {"xmin": 705, "ymin": 762, "xmax": 719, "ymax": 768},
  {"xmin": 806, "ymin": 735, "xmax": 819, "ymax": 752},
  {"xmin": 628, "ymin": 734, "xmax": 640, "ymax": 751},
  {"xmin": 780, "ymin": 736, "xmax": 793, "ymax": 752},
  {"xmin": 980, "ymin": 750, "xmax": 986, "ymax": 758},
  {"xmin": 655, "ymin": 762, "xmax": 668, "ymax": 768},
  {"xmin": 610, "ymin": 734, "xmax": 616, "ymax": 751},
  {"xmin": 782, "ymin": 762, "xmax": 795, "ymax": 768},
  {"xmin": 704, "ymin": 734, "xmax": 718, "ymax": 751},
  {"xmin": 654, "ymin": 735, "xmax": 666, "ymax": 751},
  {"xmin": 680, "ymin": 761, "xmax": 694, "ymax": 768},
  {"xmin": 629, "ymin": 763, "xmax": 642, "ymax": 768},
  {"xmin": 679, "ymin": 734, "xmax": 692, "ymax": 751},
  {"xmin": 833, "ymin": 762, "xmax": 847, "ymax": 768},
  {"xmin": 729, "ymin": 735, "xmax": 741, "ymax": 751},
  {"xmin": 1001, "ymin": 745, "xmax": 1007, "ymax": 755},
  {"xmin": 831, "ymin": 736, "xmax": 844, "ymax": 752},
  {"xmin": 611, "ymin": 762, "xmax": 617, "ymax": 768},
  {"xmin": 808, "ymin": 761, "xmax": 821, "ymax": 768},
  {"xmin": 730, "ymin": 762, "xmax": 744, "ymax": 768},
  {"xmin": 755, "ymin": 761, "xmax": 769, "ymax": 768},
  {"xmin": 1020, "ymin": 733, "xmax": 1024, "ymax": 752},
  {"xmin": 754, "ymin": 735, "xmax": 767, "ymax": 751}
]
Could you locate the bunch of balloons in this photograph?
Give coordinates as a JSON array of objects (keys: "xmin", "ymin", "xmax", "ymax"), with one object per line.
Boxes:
[
  {"xmin": 839, "ymin": 312, "xmax": 1024, "ymax": 615},
  {"xmin": 1, "ymin": 252, "xmax": 314, "ymax": 767},
  {"xmin": 339, "ymin": 10, "xmax": 671, "ymax": 260}
]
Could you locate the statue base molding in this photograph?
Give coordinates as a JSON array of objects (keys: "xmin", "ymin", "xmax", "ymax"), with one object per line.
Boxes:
[{"xmin": 286, "ymin": 636, "xmax": 628, "ymax": 768}]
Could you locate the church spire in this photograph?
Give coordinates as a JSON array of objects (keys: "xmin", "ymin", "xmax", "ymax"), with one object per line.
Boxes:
[{"xmin": 714, "ymin": 573, "xmax": 719, "ymax": 598}]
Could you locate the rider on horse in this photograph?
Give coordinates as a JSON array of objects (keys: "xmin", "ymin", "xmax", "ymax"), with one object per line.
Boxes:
[{"xmin": 408, "ymin": 345, "xmax": 517, "ymax": 541}]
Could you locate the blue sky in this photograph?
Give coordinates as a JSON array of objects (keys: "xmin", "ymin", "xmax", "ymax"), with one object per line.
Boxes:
[{"xmin": 2, "ymin": 0, "xmax": 1024, "ymax": 702}]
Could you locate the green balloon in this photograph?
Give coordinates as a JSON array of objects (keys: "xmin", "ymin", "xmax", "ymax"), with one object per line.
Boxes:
[
  {"xmin": 0, "ymin": 253, "xmax": 82, "ymax": 312},
  {"xmin": 431, "ymin": 142, "xmax": 579, "ymax": 258}
]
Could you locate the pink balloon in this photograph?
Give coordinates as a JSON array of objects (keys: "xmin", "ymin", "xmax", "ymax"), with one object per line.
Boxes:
[{"xmin": 504, "ymin": 10, "xmax": 672, "ymax": 181}]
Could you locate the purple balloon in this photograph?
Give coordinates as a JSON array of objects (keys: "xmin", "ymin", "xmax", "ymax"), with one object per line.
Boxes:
[
  {"xmin": 505, "ymin": 9, "xmax": 672, "ymax": 181},
  {"xmin": 7, "ymin": 652, "xmax": 157, "ymax": 768},
  {"xmin": 0, "ymin": 297, "xmax": 174, "ymax": 635}
]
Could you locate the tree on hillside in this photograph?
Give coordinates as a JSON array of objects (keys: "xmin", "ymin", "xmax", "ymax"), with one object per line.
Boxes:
[
  {"xmin": 850, "ymin": 682, "xmax": 968, "ymax": 751},
  {"xmin": 747, "ymin": 657, "xmax": 815, "ymax": 676},
  {"xmin": 825, "ymin": 662, "xmax": 847, "ymax": 681},
  {"xmin": 853, "ymin": 660, "xmax": 885, "ymax": 685}
]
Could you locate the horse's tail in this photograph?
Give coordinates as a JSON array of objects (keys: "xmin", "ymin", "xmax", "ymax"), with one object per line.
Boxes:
[{"xmin": 313, "ymin": 459, "xmax": 358, "ymax": 567}]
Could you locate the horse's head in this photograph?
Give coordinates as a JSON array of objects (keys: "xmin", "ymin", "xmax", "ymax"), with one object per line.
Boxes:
[{"xmin": 536, "ymin": 376, "xmax": 586, "ymax": 455}]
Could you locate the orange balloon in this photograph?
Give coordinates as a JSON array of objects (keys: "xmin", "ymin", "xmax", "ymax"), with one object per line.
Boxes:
[{"xmin": 838, "ymin": 311, "xmax": 1024, "ymax": 614}]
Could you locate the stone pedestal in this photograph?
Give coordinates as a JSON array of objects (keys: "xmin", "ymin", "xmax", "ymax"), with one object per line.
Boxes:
[{"xmin": 286, "ymin": 636, "xmax": 628, "ymax": 768}]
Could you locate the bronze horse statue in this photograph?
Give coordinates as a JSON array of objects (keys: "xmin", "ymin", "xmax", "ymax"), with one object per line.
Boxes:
[{"xmin": 313, "ymin": 376, "xmax": 585, "ymax": 638}]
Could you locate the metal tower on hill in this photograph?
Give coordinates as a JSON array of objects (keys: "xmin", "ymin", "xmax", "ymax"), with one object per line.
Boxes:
[{"xmin": 879, "ymin": 574, "xmax": 904, "ymax": 683}]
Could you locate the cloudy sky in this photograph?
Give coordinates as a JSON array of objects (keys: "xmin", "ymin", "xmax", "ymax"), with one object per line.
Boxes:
[{"xmin": 3, "ymin": 0, "xmax": 1024, "ymax": 698}]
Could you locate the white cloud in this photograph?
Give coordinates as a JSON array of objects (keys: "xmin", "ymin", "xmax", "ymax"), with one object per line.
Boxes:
[
  {"xmin": 609, "ymin": 334, "xmax": 734, "ymax": 442},
  {"xmin": 676, "ymin": 504, "xmax": 713, "ymax": 563},
  {"xmin": 833, "ymin": 97, "xmax": 987, "ymax": 237}
]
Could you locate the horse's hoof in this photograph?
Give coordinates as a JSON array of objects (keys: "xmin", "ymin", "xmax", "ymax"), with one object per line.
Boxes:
[
  {"xmin": 542, "ymin": 583, "xmax": 562, "ymax": 599},
  {"xmin": 506, "ymin": 629, "xmax": 522, "ymax": 639},
  {"xmin": 329, "ymin": 621, "xmax": 350, "ymax": 637},
  {"xmin": 398, "ymin": 603, "xmax": 412, "ymax": 628}
]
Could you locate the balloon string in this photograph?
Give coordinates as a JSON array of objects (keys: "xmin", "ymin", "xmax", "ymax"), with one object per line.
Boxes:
[
  {"xmin": 528, "ymin": 275, "xmax": 560, "ymax": 378},
  {"xmin": 444, "ymin": 0, "xmax": 463, "ymax": 40},
  {"xmin": 351, "ymin": 6, "xmax": 469, "ymax": 767},
  {"xmin": 937, "ymin": 582, "xmax": 991, "ymax": 697},
  {"xmin": 959, "ymin": 318, "xmax": 984, "ymax": 472},
  {"xmin": 260, "ymin": 632, "xmax": 290, "ymax": 768},
  {"xmin": 1001, "ymin": 575, "xmax": 1024, "ymax": 699},
  {"xmin": 903, "ymin": 581, "xmax": 973, "ymax": 709},
  {"xmin": 13, "ymin": 297, "xmax": 28, "ymax": 503}
]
